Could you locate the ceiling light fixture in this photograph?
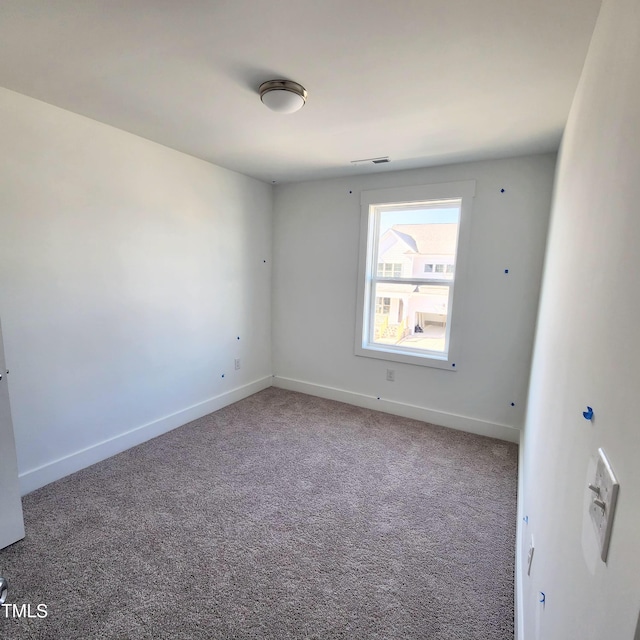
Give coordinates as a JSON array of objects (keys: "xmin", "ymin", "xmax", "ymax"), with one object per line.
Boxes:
[{"xmin": 259, "ymin": 79, "xmax": 307, "ymax": 114}]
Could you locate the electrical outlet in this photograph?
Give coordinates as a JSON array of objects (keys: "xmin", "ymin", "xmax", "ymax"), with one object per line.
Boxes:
[
  {"xmin": 234, "ymin": 358, "xmax": 241, "ymax": 370},
  {"xmin": 386, "ymin": 369, "xmax": 395, "ymax": 382}
]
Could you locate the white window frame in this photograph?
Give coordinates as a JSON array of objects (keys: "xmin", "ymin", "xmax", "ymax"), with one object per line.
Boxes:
[{"xmin": 355, "ymin": 180, "xmax": 475, "ymax": 370}]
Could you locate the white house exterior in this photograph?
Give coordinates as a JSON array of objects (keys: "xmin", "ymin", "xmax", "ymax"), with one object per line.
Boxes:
[{"xmin": 374, "ymin": 223, "xmax": 458, "ymax": 351}]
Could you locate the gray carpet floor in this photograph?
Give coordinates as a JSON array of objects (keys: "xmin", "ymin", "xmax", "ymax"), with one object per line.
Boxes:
[{"xmin": 0, "ymin": 388, "xmax": 518, "ymax": 639}]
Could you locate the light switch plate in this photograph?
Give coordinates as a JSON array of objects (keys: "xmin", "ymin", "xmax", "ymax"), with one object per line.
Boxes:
[
  {"xmin": 589, "ymin": 448, "xmax": 619, "ymax": 562},
  {"xmin": 527, "ymin": 535, "xmax": 535, "ymax": 576}
]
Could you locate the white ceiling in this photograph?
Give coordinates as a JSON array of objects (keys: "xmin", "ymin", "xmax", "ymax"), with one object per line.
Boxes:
[{"xmin": 0, "ymin": 0, "xmax": 601, "ymax": 184}]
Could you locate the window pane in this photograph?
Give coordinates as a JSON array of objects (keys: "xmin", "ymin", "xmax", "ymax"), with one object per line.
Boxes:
[
  {"xmin": 377, "ymin": 204, "xmax": 459, "ymax": 282},
  {"xmin": 372, "ymin": 282, "xmax": 450, "ymax": 353}
]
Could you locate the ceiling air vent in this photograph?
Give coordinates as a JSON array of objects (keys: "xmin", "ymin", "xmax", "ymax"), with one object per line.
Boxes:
[{"xmin": 350, "ymin": 156, "xmax": 390, "ymax": 165}]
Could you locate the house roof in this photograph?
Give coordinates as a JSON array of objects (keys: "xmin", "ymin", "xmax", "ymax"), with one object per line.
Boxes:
[{"xmin": 391, "ymin": 224, "xmax": 458, "ymax": 255}]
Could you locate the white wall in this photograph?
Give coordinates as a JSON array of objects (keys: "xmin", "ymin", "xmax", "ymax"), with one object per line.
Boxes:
[
  {"xmin": 0, "ymin": 88, "xmax": 273, "ymax": 494},
  {"xmin": 272, "ymin": 155, "xmax": 555, "ymax": 441},
  {"xmin": 519, "ymin": 0, "xmax": 640, "ymax": 637}
]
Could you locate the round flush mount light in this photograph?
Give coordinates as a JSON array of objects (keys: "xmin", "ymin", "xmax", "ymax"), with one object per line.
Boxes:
[{"xmin": 259, "ymin": 79, "xmax": 307, "ymax": 114}]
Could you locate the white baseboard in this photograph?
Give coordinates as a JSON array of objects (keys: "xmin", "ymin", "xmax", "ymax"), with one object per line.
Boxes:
[
  {"xmin": 272, "ymin": 376, "xmax": 520, "ymax": 443},
  {"xmin": 515, "ymin": 429, "xmax": 526, "ymax": 640},
  {"xmin": 19, "ymin": 376, "xmax": 272, "ymax": 495}
]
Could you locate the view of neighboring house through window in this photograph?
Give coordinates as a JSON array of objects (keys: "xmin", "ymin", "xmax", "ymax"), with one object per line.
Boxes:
[
  {"xmin": 370, "ymin": 204, "xmax": 459, "ymax": 355},
  {"xmin": 356, "ymin": 181, "xmax": 475, "ymax": 368}
]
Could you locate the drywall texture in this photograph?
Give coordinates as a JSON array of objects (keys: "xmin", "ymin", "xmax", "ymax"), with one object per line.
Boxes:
[
  {"xmin": 0, "ymin": 88, "xmax": 273, "ymax": 490},
  {"xmin": 520, "ymin": 0, "xmax": 640, "ymax": 637},
  {"xmin": 272, "ymin": 155, "xmax": 555, "ymax": 436}
]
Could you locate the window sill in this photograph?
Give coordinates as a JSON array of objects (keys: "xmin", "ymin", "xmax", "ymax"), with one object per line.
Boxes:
[{"xmin": 355, "ymin": 343, "xmax": 457, "ymax": 370}]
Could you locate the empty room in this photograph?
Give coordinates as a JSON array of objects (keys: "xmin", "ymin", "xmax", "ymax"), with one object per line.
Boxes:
[{"xmin": 1, "ymin": 0, "xmax": 639, "ymax": 638}]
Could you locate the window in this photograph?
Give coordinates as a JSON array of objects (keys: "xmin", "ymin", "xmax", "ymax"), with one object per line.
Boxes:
[
  {"xmin": 425, "ymin": 262, "xmax": 454, "ymax": 276},
  {"xmin": 375, "ymin": 296, "xmax": 391, "ymax": 315},
  {"xmin": 355, "ymin": 181, "xmax": 475, "ymax": 369},
  {"xmin": 377, "ymin": 263, "xmax": 402, "ymax": 278}
]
